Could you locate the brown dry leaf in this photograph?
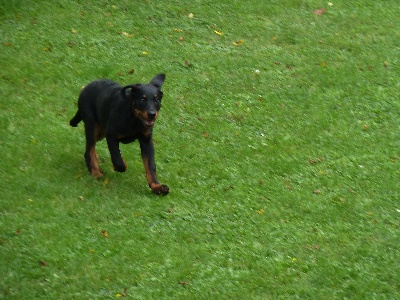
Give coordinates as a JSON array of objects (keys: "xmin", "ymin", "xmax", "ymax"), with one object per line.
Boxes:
[
  {"xmin": 314, "ymin": 8, "xmax": 326, "ymax": 15},
  {"xmin": 233, "ymin": 39, "xmax": 244, "ymax": 46},
  {"xmin": 39, "ymin": 260, "xmax": 47, "ymax": 267},
  {"xmin": 101, "ymin": 230, "xmax": 109, "ymax": 238}
]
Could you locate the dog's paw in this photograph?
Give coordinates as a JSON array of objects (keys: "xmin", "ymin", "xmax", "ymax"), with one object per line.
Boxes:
[
  {"xmin": 152, "ymin": 184, "xmax": 169, "ymax": 195},
  {"xmin": 91, "ymin": 168, "xmax": 104, "ymax": 178},
  {"xmin": 113, "ymin": 159, "xmax": 127, "ymax": 172}
]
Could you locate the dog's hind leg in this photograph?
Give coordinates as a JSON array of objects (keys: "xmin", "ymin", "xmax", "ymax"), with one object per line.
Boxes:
[{"xmin": 84, "ymin": 121, "xmax": 103, "ymax": 178}]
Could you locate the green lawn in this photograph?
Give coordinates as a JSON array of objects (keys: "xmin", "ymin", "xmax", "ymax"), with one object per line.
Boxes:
[{"xmin": 1, "ymin": 0, "xmax": 399, "ymax": 298}]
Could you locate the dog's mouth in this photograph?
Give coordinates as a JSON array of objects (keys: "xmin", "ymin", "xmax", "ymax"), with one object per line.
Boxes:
[
  {"xmin": 135, "ymin": 110, "xmax": 157, "ymax": 127},
  {"xmin": 143, "ymin": 119, "xmax": 155, "ymax": 127}
]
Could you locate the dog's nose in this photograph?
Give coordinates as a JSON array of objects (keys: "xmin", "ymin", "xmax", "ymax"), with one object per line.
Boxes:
[{"xmin": 147, "ymin": 111, "xmax": 157, "ymax": 119}]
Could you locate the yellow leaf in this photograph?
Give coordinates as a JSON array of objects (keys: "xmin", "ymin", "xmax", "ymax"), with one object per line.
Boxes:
[
  {"xmin": 233, "ymin": 39, "xmax": 244, "ymax": 46},
  {"xmin": 257, "ymin": 209, "xmax": 264, "ymax": 215},
  {"xmin": 214, "ymin": 30, "xmax": 223, "ymax": 36},
  {"xmin": 142, "ymin": 51, "xmax": 149, "ymax": 55},
  {"xmin": 121, "ymin": 31, "xmax": 133, "ymax": 38}
]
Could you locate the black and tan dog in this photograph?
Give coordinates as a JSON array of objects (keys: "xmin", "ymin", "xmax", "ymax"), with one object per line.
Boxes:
[{"xmin": 69, "ymin": 74, "xmax": 169, "ymax": 195}]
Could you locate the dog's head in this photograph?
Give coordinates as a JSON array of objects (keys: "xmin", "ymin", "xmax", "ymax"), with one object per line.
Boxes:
[{"xmin": 122, "ymin": 74, "xmax": 165, "ymax": 128}]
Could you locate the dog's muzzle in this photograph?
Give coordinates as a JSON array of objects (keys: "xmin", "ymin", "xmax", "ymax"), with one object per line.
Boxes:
[{"xmin": 135, "ymin": 109, "xmax": 157, "ymax": 127}]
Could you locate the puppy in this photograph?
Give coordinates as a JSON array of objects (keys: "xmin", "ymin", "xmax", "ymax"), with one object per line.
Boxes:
[{"xmin": 70, "ymin": 74, "xmax": 169, "ymax": 195}]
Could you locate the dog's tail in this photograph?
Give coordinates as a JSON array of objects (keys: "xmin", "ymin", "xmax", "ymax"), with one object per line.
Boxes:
[{"xmin": 69, "ymin": 110, "xmax": 82, "ymax": 127}]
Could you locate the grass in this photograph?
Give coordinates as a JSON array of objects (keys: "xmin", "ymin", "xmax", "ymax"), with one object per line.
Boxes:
[{"xmin": 1, "ymin": 0, "xmax": 399, "ymax": 298}]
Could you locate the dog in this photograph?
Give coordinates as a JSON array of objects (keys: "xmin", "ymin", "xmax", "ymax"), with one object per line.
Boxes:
[{"xmin": 69, "ymin": 74, "xmax": 169, "ymax": 195}]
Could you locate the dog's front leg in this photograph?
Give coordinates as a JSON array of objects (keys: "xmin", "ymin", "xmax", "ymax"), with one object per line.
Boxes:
[
  {"xmin": 106, "ymin": 136, "xmax": 127, "ymax": 172},
  {"xmin": 139, "ymin": 138, "xmax": 169, "ymax": 195}
]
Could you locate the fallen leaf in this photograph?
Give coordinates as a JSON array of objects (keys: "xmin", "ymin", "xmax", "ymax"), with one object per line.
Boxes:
[
  {"xmin": 214, "ymin": 30, "xmax": 223, "ymax": 36},
  {"xmin": 39, "ymin": 260, "xmax": 47, "ymax": 267},
  {"xmin": 71, "ymin": 28, "xmax": 78, "ymax": 34},
  {"xmin": 179, "ymin": 36, "xmax": 185, "ymax": 42},
  {"xmin": 101, "ymin": 230, "xmax": 109, "ymax": 238},
  {"xmin": 128, "ymin": 68, "xmax": 135, "ymax": 74},
  {"xmin": 3, "ymin": 42, "xmax": 12, "ymax": 47},
  {"xmin": 257, "ymin": 209, "xmax": 264, "ymax": 215},
  {"xmin": 314, "ymin": 8, "xmax": 326, "ymax": 15},
  {"xmin": 183, "ymin": 60, "xmax": 193, "ymax": 68},
  {"xmin": 233, "ymin": 39, "xmax": 244, "ymax": 46},
  {"xmin": 179, "ymin": 281, "xmax": 189, "ymax": 285},
  {"xmin": 188, "ymin": 13, "xmax": 194, "ymax": 18},
  {"xmin": 120, "ymin": 31, "xmax": 133, "ymax": 38}
]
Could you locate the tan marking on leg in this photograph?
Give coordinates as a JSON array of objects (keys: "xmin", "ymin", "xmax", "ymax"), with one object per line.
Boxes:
[
  {"xmin": 142, "ymin": 157, "xmax": 153, "ymax": 187},
  {"xmin": 90, "ymin": 146, "xmax": 103, "ymax": 178}
]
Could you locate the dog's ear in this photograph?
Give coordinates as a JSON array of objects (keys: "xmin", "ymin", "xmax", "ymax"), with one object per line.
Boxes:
[
  {"xmin": 150, "ymin": 74, "xmax": 165, "ymax": 89},
  {"xmin": 121, "ymin": 84, "xmax": 140, "ymax": 99},
  {"xmin": 158, "ymin": 90, "xmax": 164, "ymax": 100}
]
